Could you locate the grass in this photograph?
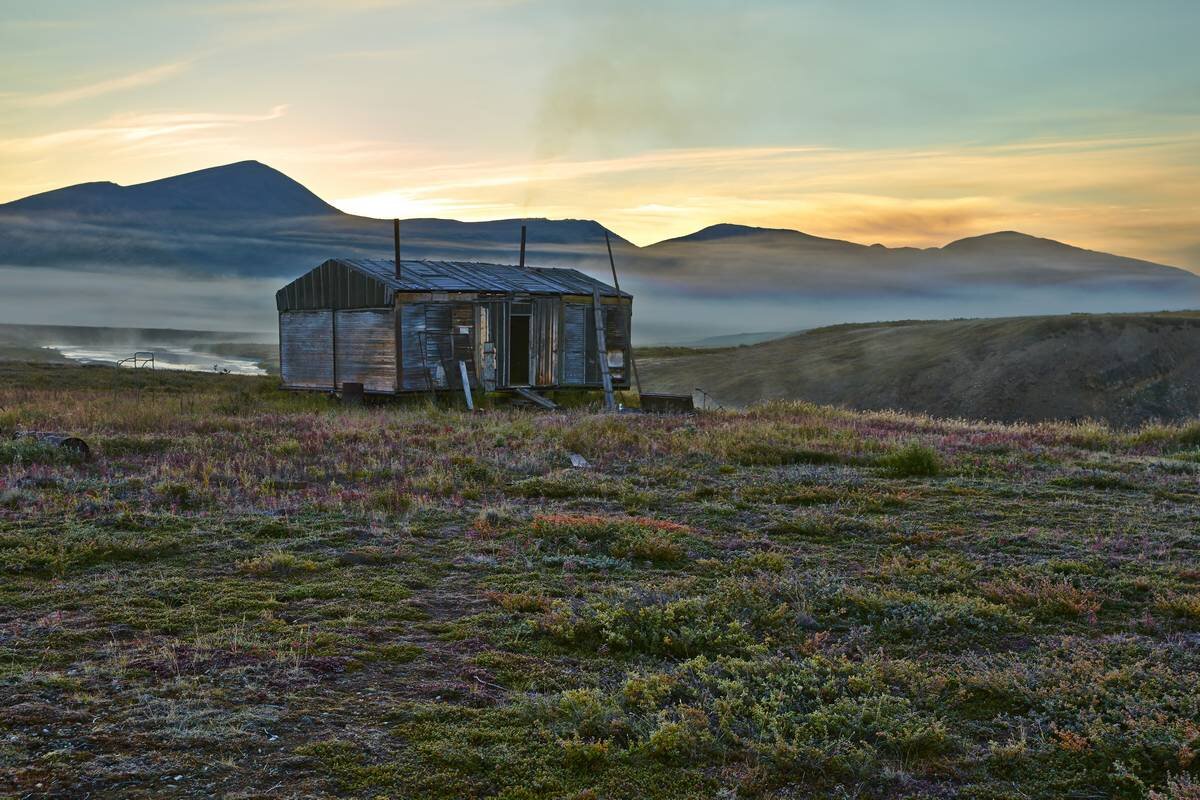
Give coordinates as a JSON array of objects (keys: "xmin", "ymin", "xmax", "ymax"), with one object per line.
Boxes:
[{"xmin": 0, "ymin": 362, "xmax": 1199, "ymax": 798}]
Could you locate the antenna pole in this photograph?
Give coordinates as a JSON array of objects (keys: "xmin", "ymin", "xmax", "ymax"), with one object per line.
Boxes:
[
  {"xmin": 519, "ymin": 224, "xmax": 527, "ymax": 268},
  {"xmin": 393, "ymin": 218, "xmax": 401, "ymax": 280}
]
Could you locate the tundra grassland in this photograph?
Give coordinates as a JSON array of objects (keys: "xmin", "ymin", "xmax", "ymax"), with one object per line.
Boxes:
[{"xmin": 1, "ymin": 362, "xmax": 1199, "ymax": 799}]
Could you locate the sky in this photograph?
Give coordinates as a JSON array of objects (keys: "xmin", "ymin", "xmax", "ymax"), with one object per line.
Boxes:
[{"xmin": 2, "ymin": 0, "xmax": 1199, "ymax": 268}]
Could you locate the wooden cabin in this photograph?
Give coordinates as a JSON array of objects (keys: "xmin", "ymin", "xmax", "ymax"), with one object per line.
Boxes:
[{"xmin": 276, "ymin": 258, "xmax": 632, "ymax": 395}]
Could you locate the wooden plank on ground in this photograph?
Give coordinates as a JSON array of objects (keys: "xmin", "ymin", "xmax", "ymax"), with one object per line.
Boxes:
[
  {"xmin": 458, "ymin": 361, "xmax": 474, "ymax": 411},
  {"xmin": 513, "ymin": 386, "xmax": 558, "ymax": 410}
]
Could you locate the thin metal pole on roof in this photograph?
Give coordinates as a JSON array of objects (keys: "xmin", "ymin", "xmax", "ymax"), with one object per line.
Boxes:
[
  {"xmin": 519, "ymin": 224, "xmax": 527, "ymax": 268},
  {"xmin": 605, "ymin": 229, "xmax": 642, "ymax": 396},
  {"xmin": 393, "ymin": 218, "xmax": 402, "ymax": 280}
]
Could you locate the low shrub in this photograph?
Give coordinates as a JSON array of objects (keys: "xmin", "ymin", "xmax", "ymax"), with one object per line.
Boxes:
[
  {"xmin": 548, "ymin": 654, "xmax": 954, "ymax": 789},
  {"xmin": 879, "ymin": 442, "xmax": 941, "ymax": 477},
  {"xmin": 981, "ymin": 575, "xmax": 1103, "ymax": 620},
  {"xmin": 238, "ymin": 551, "xmax": 320, "ymax": 577},
  {"xmin": 530, "ymin": 513, "xmax": 691, "ymax": 564}
]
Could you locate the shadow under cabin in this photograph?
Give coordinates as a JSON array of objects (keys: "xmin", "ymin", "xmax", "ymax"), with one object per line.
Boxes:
[{"xmin": 275, "ymin": 258, "xmax": 633, "ymax": 397}]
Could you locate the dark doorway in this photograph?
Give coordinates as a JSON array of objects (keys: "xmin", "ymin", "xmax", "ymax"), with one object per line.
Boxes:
[{"xmin": 508, "ymin": 314, "xmax": 530, "ymax": 385}]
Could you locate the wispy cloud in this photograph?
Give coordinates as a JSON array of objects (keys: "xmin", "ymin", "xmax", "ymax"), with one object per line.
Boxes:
[
  {"xmin": 0, "ymin": 105, "xmax": 288, "ymax": 154},
  {"xmin": 16, "ymin": 61, "xmax": 191, "ymax": 108}
]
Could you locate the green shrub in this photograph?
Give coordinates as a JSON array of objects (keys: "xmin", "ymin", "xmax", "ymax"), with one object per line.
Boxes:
[
  {"xmin": 644, "ymin": 707, "xmax": 714, "ymax": 763},
  {"xmin": 530, "ymin": 514, "xmax": 691, "ymax": 565},
  {"xmin": 238, "ymin": 551, "xmax": 320, "ymax": 577},
  {"xmin": 368, "ymin": 486, "xmax": 413, "ymax": 514},
  {"xmin": 879, "ymin": 442, "xmax": 941, "ymax": 477}
]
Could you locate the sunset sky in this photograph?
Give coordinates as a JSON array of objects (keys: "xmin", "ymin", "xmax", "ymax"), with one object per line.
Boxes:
[{"xmin": 2, "ymin": 0, "xmax": 1198, "ymax": 267}]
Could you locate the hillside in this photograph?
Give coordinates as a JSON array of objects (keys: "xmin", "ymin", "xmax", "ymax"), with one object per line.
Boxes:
[
  {"xmin": 640, "ymin": 311, "xmax": 1200, "ymax": 425},
  {"xmin": 3, "ymin": 162, "xmax": 1200, "ymax": 340},
  {"xmin": 2, "ymin": 362, "xmax": 1199, "ymax": 797}
]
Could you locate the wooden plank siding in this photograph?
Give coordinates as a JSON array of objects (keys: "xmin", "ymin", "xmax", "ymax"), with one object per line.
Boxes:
[
  {"xmin": 333, "ymin": 309, "xmax": 395, "ymax": 392},
  {"xmin": 280, "ymin": 310, "xmax": 334, "ymax": 390}
]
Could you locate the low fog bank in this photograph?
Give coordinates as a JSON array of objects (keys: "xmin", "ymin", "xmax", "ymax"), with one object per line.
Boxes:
[
  {"xmin": 0, "ymin": 266, "xmax": 278, "ymax": 334},
  {"xmin": 4, "ymin": 265, "xmax": 1198, "ymax": 348},
  {"xmin": 625, "ymin": 278, "xmax": 1200, "ymax": 344}
]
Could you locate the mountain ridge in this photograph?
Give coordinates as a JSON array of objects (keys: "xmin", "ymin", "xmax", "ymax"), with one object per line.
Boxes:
[
  {"xmin": 2, "ymin": 160, "xmax": 1197, "ymax": 340},
  {"xmin": 4, "ymin": 160, "xmax": 338, "ymax": 217},
  {"xmin": 2, "ymin": 161, "xmax": 1175, "ymax": 267}
]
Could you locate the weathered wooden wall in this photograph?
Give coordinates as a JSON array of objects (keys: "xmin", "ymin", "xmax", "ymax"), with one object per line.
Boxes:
[
  {"xmin": 280, "ymin": 311, "xmax": 334, "ymax": 389},
  {"xmin": 334, "ymin": 309, "xmax": 395, "ymax": 392}
]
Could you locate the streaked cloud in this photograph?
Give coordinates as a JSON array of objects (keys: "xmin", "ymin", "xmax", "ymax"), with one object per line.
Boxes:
[
  {"xmin": 0, "ymin": 106, "xmax": 288, "ymax": 154},
  {"xmin": 14, "ymin": 61, "xmax": 190, "ymax": 108}
]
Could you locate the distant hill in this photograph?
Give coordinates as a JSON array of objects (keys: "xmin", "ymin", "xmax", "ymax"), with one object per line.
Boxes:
[
  {"xmin": 639, "ymin": 311, "xmax": 1200, "ymax": 425},
  {"xmin": 638, "ymin": 224, "xmax": 1199, "ymax": 293},
  {"xmin": 4, "ymin": 161, "xmax": 338, "ymax": 217},
  {"xmin": 2, "ymin": 161, "xmax": 1199, "ymax": 339}
]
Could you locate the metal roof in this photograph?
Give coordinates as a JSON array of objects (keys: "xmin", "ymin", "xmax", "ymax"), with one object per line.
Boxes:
[{"xmin": 338, "ymin": 258, "xmax": 630, "ymax": 298}]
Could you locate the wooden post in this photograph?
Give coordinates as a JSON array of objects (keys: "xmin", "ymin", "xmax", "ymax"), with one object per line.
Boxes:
[
  {"xmin": 604, "ymin": 230, "xmax": 641, "ymax": 396},
  {"xmin": 592, "ymin": 288, "xmax": 616, "ymax": 412},
  {"xmin": 458, "ymin": 360, "xmax": 474, "ymax": 411},
  {"xmin": 330, "ymin": 310, "xmax": 338, "ymax": 391},
  {"xmin": 393, "ymin": 218, "xmax": 402, "ymax": 280}
]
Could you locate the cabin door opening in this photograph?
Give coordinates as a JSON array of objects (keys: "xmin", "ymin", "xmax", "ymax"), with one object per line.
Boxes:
[{"xmin": 508, "ymin": 311, "xmax": 531, "ymax": 386}]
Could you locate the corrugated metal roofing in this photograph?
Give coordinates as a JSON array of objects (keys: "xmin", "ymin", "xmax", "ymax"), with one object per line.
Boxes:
[{"xmin": 339, "ymin": 258, "xmax": 631, "ymax": 298}]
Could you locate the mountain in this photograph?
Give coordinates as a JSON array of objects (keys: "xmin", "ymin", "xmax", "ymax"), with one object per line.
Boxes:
[
  {"xmin": 0, "ymin": 161, "xmax": 631, "ymax": 277},
  {"xmin": 638, "ymin": 224, "xmax": 1198, "ymax": 293},
  {"xmin": 1, "ymin": 161, "xmax": 1197, "ymax": 339},
  {"xmin": 639, "ymin": 311, "xmax": 1200, "ymax": 425},
  {"xmin": 4, "ymin": 160, "xmax": 338, "ymax": 217}
]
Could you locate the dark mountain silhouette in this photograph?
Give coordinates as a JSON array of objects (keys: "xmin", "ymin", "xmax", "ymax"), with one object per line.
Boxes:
[
  {"xmin": 637, "ymin": 224, "xmax": 1198, "ymax": 294},
  {"xmin": 5, "ymin": 160, "xmax": 338, "ymax": 217},
  {"xmin": 1, "ymin": 161, "xmax": 1197, "ymax": 339},
  {"xmin": 0, "ymin": 161, "xmax": 633, "ymax": 276}
]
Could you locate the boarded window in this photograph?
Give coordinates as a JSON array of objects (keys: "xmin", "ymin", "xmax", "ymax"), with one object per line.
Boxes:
[
  {"xmin": 400, "ymin": 303, "xmax": 433, "ymax": 390},
  {"xmin": 604, "ymin": 304, "xmax": 630, "ymax": 385},
  {"xmin": 579, "ymin": 303, "xmax": 630, "ymax": 385},
  {"xmin": 400, "ymin": 302, "xmax": 476, "ymax": 390},
  {"xmin": 280, "ymin": 310, "xmax": 334, "ymax": 390},
  {"xmin": 334, "ymin": 309, "xmax": 395, "ymax": 392},
  {"xmin": 562, "ymin": 304, "xmax": 588, "ymax": 385}
]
